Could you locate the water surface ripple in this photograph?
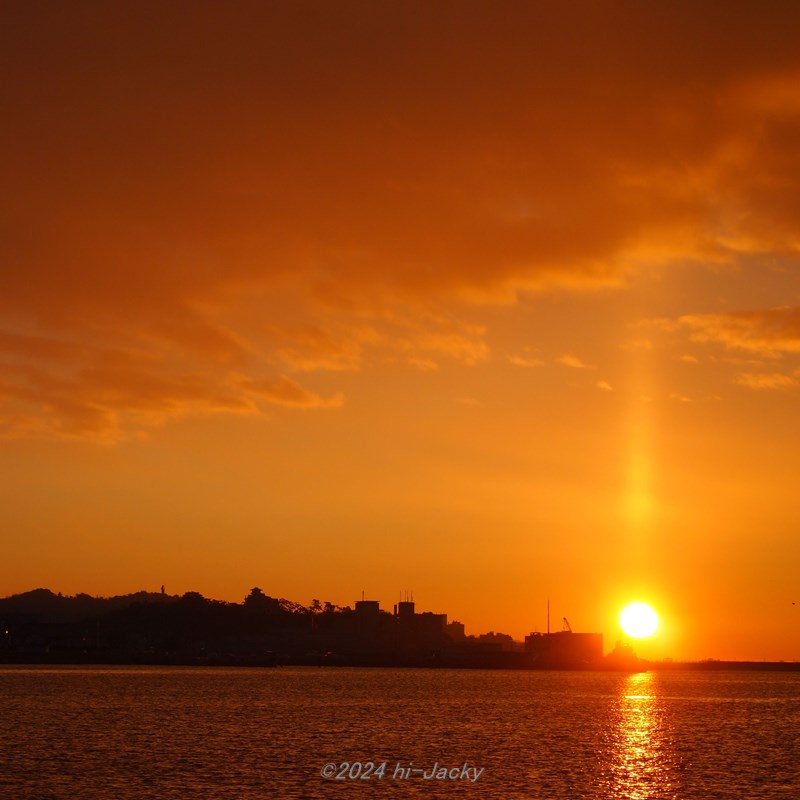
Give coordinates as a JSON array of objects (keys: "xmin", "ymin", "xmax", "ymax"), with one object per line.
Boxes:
[{"xmin": 1, "ymin": 666, "xmax": 798, "ymax": 798}]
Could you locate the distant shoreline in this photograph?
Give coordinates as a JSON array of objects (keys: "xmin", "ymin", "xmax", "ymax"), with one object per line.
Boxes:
[
  {"xmin": 2, "ymin": 656, "xmax": 800, "ymax": 672},
  {"xmin": 647, "ymin": 659, "xmax": 800, "ymax": 672},
  {"xmin": 3, "ymin": 590, "xmax": 798, "ymax": 672}
]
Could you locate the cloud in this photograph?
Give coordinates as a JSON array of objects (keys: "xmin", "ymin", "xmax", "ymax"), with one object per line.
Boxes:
[
  {"xmin": 507, "ymin": 346, "xmax": 544, "ymax": 368},
  {"xmin": 558, "ymin": 355, "xmax": 596, "ymax": 370},
  {"xmin": 596, "ymin": 381, "xmax": 613, "ymax": 392},
  {"xmin": 4, "ymin": 4, "xmax": 800, "ymax": 437},
  {"xmin": 679, "ymin": 307, "xmax": 800, "ymax": 356},
  {"xmin": 268, "ymin": 323, "xmax": 374, "ymax": 373},
  {"xmin": 508, "ymin": 355, "xmax": 545, "ymax": 368},
  {"xmin": 380, "ymin": 315, "xmax": 490, "ymax": 368},
  {"xmin": 5, "ymin": 4, "xmax": 800, "ymax": 317},
  {"xmin": 621, "ymin": 338, "xmax": 653, "ymax": 352},
  {"xmin": 236, "ymin": 375, "xmax": 344, "ymax": 409},
  {"xmin": 405, "ymin": 331, "xmax": 489, "ymax": 366},
  {"xmin": 732, "ymin": 71, "xmax": 800, "ymax": 119},
  {"xmin": 407, "ymin": 357, "xmax": 440, "ymax": 372},
  {"xmin": 734, "ymin": 372, "xmax": 798, "ymax": 390},
  {"xmin": 0, "ymin": 296, "xmax": 487, "ymax": 439},
  {"xmin": 0, "ymin": 333, "xmax": 341, "ymax": 441},
  {"xmin": 0, "ymin": 361, "xmax": 255, "ymax": 442}
]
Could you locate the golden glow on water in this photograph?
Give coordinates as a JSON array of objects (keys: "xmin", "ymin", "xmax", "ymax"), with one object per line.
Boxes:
[
  {"xmin": 3, "ymin": 667, "xmax": 799, "ymax": 798},
  {"xmin": 605, "ymin": 672, "xmax": 676, "ymax": 800}
]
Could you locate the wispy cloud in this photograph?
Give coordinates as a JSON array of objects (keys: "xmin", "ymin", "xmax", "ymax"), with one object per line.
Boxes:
[
  {"xmin": 0, "ymin": 330, "xmax": 343, "ymax": 441},
  {"xmin": 0, "ymin": 357, "xmax": 258, "ymax": 443},
  {"xmin": 236, "ymin": 374, "xmax": 344, "ymax": 409},
  {"xmin": 507, "ymin": 344, "xmax": 544, "ymax": 368},
  {"xmin": 678, "ymin": 308, "xmax": 800, "ymax": 356},
  {"xmin": 407, "ymin": 357, "xmax": 440, "ymax": 372},
  {"xmin": 734, "ymin": 372, "xmax": 798, "ymax": 390},
  {"xmin": 558, "ymin": 355, "xmax": 596, "ymax": 370}
]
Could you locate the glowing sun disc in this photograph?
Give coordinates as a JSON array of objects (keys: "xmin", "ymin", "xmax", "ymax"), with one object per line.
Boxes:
[{"xmin": 620, "ymin": 602, "xmax": 659, "ymax": 639}]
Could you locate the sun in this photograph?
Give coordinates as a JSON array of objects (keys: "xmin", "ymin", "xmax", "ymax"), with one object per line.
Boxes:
[{"xmin": 619, "ymin": 602, "xmax": 659, "ymax": 639}]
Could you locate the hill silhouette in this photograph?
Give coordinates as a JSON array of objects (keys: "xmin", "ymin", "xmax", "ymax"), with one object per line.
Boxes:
[{"xmin": 0, "ymin": 587, "xmax": 361, "ymax": 666}]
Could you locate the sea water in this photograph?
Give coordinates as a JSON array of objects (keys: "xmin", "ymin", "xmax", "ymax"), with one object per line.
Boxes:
[{"xmin": 1, "ymin": 665, "xmax": 799, "ymax": 799}]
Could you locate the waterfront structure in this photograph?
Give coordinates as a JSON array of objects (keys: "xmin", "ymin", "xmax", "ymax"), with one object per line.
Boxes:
[{"xmin": 524, "ymin": 630, "xmax": 604, "ymax": 667}]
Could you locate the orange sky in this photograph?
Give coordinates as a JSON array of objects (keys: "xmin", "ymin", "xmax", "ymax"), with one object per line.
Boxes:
[{"xmin": 2, "ymin": 2, "xmax": 800, "ymax": 661}]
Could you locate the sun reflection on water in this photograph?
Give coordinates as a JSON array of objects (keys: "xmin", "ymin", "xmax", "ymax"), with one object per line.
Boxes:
[{"xmin": 601, "ymin": 671, "xmax": 678, "ymax": 800}]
